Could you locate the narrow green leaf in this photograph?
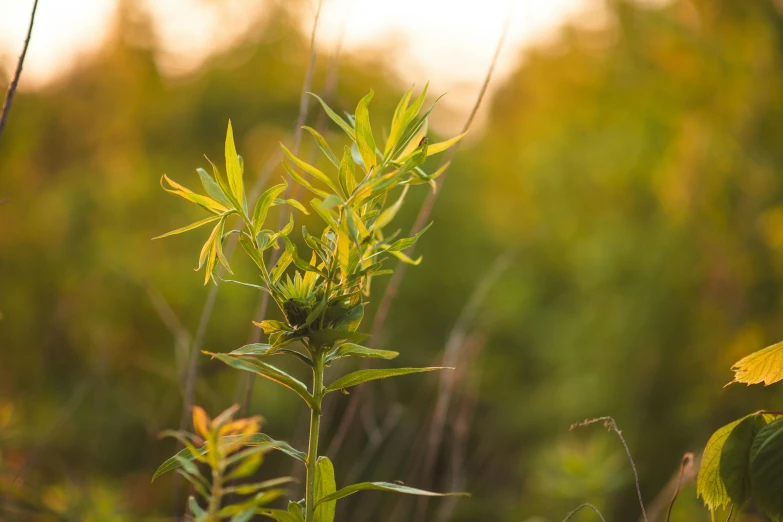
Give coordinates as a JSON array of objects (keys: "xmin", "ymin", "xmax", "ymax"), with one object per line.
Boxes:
[
  {"xmin": 327, "ymin": 343, "xmax": 399, "ymax": 362},
  {"xmin": 188, "ymin": 496, "xmax": 206, "ymax": 517},
  {"xmin": 206, "ymin": 352, "xmax": 315, "ymax": 409},
  {"xmin": 391, "ymin": 94, "xmax": 446, "ymax": 162},
  {"xmin": 253, "ymin": 320, "xmax": 291, "ymax": 334},
  {"xmin": 178, "ymin": 469, "xmax": 210, "ymax": 500},
  {"xmin": 385, "ymin": 85, "xmax": 414, "ymax": 156},
  {"xmin": 270, "ymin": 245, "xmax": 293, "ymax": 284},
  {"xmin": 230, "ymin": 343, "xmax": 275, "ymax": 356},
  {"xmin": 338, "ymin": 146, "xmax": 357, "ymax": 199},
  {"xmin": 315, "ymin": 481, "xmax": 468, "ymax": 506},
  {"xmin": 425, "ymin": 131, "xmax": 468, "ymax": 156},
  {"xmin": 197, "ymin": 167, "xmax": 232, "ymax": 206},
  {"xmin": 231, "ymin": 510, "xmax": 256, "ymax": 522},
  {"xmin": 308, "ymin": 92, "xmax": 356, "ymax": 141},
  {"xmin": 239, "ymin": 233, "xmax": 269, "ymax": 281},
  {"xmin": 281, "ymin": 143, "xmax": 341, "ymax": 195},
  {"xmin": 220, "ymin": 490, "xmax": 286, "ymax": 515},
  {"xmin": 225, "ymin": 121, "xmax": 246, "ymax": 211},
  {"xmin": 161, "ymin": 174, "xmax": 228, "ymax": 214},
  {"xmin": 326, "ymin": 367, "xmax": 450, "ymax": 393},
  {"xmin": 375, "ymin": 186, "xmax": 408, "ymax": 230},
  {"xmin": 337, "ymin": 228, "xmax": 352, "ymax": 280},
  {"xmin": 153, "ymin": 215, "xmax": 223, "ymax": 240},
  {"xmin": 153, "ymin": 440, "xmax": 274, "ymax": 482},
  {"xmin": 310, "ymin": 198, "xmax": 339, "ymax": 230},
  {"xmin": 224, "ymin": 477, "xmax": 296, "ymax": 496},
  {"xmin": 253, "ymin": 182, "xmax": 288, "ymax": 235},
  {"xmin": 251, "ymin": 433, "xmax": 307, "ymax": 463},
  {"xmin": 206, "ymin": 155, "xmax": 244, "ymax": 213},
  {"xmin": 153, "ymin": 434, "xmax": 305, "ymax": 483},
  {"xmin": 283, "ymin": 161, "xmax": 330, "ymax": 198},
  {"xmin": 277, "ymin": 198, "xmax": 309, "ymax": 215},
  {"xmin": 386, "ymin": 222, "xmax": 432, "ymax": 252},
  {"xmin": 215, "ymin": 217, "xmax": 232, "ymax": 275},
  {"xmin": 314, "ymin": 457, "xmax": 336, "ymax": 522},
  {"xmin": 225, "ymin": 451, "xmax": 263, "ymax": 481},
  {"xmin": 303, "ymin": 126, "xmax": 339, "ymax": 167},
  {"xmin": 389, "ymin": 249, "xmax": 422, "ymax": 266},
  {"xmin": 282, "ymin": 236, "xmax": 327, "ymax": 277},
  {"xmin": 354, "ymin": 90, "xmax": 377, "ymax": 172}
]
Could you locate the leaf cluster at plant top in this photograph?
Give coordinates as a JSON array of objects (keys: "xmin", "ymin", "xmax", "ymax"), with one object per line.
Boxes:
[
  {"xmin": 697, "ymin": 340, "xmax": 783, "ymax": 520},
  {"xmin": 153, "ymin": 86, "xmax": 468, "ymax": 522}
]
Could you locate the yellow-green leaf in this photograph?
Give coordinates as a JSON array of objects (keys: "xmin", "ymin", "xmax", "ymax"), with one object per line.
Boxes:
[
  {"xmin": 225, "ymin": 121, "xmax": 246, "ymax": 210},
  {"xmin": 697, "ymin": 413, "xmax": 771, "ymax": 511},
  {"xmin": 325, "ymin": 367, "xmax": 451, "ymax": 393},
  {"xmin": 303, "ymin": 126, "xmax": 339, "ymax": 167},
  {"xmin": 730, "ymin": 340, "xmax": 783, "ymax": 386},
  {"xmin": 315, "ymin": 481, "xmax": 468, "ymax": 506},
  {"xmin": 354, "ymin": 90, "xmax": 377, "ymax": 172},
  {"xmin": 160, "ymin": 174, "xmax": 228, "ymax": 214},
  {"xmin": 206, "ymin": 352, "xmax": 315, "ymax": 409},
  {"xmin": 314, "ymin": 457, "xmax": 336, "ymax": 522},
  {"xmin": 253, "ymin": 182, "xmax": 288, "ymax": 235},
  {"xmin": 153, "ymin": 215, "xmax": 222, "ymax": 240},
  {"xmin": 385, "ymin": 85, "xmax": 414, "ymax": 156},
  {"xmin": 280, "ymin": 142, "xmax": 340, "ymax": 195},
  {"xmin": 283, "ymin": 161, "xmax": 330, "ymax": 199},
  {"xmin": 426, "ymin": 131, "xmax": 468, "ymax": 156},
  {"xmin": 308, "ymin": 92, "xmax": 356, "ymax": 141},
  {"xmin": 338, "ymin": 146, "xmax": 356, "ymax": 199}
]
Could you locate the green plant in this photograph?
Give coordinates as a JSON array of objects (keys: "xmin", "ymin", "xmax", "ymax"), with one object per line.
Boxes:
[
  {"xmin": 159, "ymin": 404, "xmax": 293, "ymax": 521},
  {"xmin": 697, "ymin": 342, "xmax": 783, "ymax": 520},
  {"xmin": 152, "ymin": 87, "xmax": 469, "ymax": 521}
]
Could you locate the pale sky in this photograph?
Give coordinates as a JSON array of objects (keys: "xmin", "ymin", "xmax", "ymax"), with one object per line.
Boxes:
[{"xmin": 0, "ymin": 0, "xmax": 607, "ymax": 126}]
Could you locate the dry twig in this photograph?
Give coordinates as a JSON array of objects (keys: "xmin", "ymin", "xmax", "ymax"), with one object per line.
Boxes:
[
  {"xmin": 571, "ymin": 416, "xmax": 648, "ymax": 522},
  {"xmin": 562, "ymin": 503, "xmax": 609, "ymax": 522},
  {"xmin": 327, "ymin": 7, "xmax": 512, "ymax": 461},
  {"xmin": 0, "ymin": 0, "xmax": 39, "ymax": 141}
]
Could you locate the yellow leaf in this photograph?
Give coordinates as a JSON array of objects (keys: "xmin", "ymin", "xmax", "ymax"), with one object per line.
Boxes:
[
  {"xmin": 730, "ymin": 340, "xmax": 783, "ymax": 386},
  {"xmin": 191, "ymin": 406, "xmax": 210, "ymax": 438},
  {"xmin": 426, "ymin": 131, "xmax": 468, "ymax": 156}
]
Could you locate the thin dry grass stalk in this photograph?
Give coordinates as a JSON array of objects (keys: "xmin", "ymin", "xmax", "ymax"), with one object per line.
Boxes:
[
  {"xmin": 571, "ymin": 416, "xmax": 649, "ymax": 522},
  {"xmin": 562, "ymin": 503, "xmax": 609, "ymax": 522},
  {"xmin": 0, "ymin": 0, "xmax": 39, "ymax": 141},
  {"xmin": 415, "ymin": 250, "xmax": 515, "ymax": 521},
  {"xmin": 326, "ymin": 9, "xmax": 512, "ymax": 461}
]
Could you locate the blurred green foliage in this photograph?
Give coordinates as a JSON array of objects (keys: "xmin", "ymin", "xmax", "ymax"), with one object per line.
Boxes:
[{"xmin": 4, "ymin": 0, "xmax": 783, "ymax": 520}]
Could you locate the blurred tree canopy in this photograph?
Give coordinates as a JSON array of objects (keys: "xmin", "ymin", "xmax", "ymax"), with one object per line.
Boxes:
[{"xmin": 4, "ymin": 0, "xmax": 783, "ymax": 520}]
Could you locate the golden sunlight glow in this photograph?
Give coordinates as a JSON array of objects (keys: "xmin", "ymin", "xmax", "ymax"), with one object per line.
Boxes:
[{"xmin": 1, "ymin": 0, "xmax": 594, "ymax": 88}]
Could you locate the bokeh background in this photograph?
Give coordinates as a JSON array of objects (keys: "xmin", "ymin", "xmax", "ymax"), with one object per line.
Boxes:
[{"xmin": 3, "ymin": 0, "xmax": 783, "ymax": 520}]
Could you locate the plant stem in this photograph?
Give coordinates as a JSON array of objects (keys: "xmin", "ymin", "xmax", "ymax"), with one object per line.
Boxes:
[
  {"xmin": 306, "ymin": 352, "xmax": 325, "ymax": 522},
  {"xmin": 208, "ymin": 464, "xmax": 223, "ymax": 521}
]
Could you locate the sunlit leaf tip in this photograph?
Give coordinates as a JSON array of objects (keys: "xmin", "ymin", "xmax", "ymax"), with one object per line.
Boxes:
[{"xmin": 729, "ymin": 341, "xmax": 783, "ymax": 387}]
